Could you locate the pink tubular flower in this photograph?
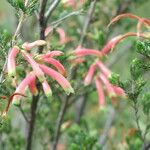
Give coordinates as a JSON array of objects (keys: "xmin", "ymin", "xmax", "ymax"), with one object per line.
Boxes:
[
  {"xmin": 84, "ymin": 63, "xmax": 97, "ymax": 86},
  {"xmin": 95, "ymin": 76, "xmax": 105, "ymax": 107},
  {"xmin": 99, "ymin": 73, "xmax": 116, "ymax": 98},
  {"xmin": 22, "ymin": 40, "xmax": 46, "ymax": 50},
  {"xmin": 7, "ymin": 46, "xmax": 20, "ymax": 77},
  {"xmin": 56, "ymin": 28, "xmax": 72, "ymax": 44},
  {"xmin": 108, "ymin": 13, "xmax": 150, "ymax": 28},
  {"xmin": 42, "ymin": 57, "xmax": 66, "ymax": 76},
  {"xmin": 22, "ymin": 51, "xmax": 46, "ymax": 82},
  {"xmin": 112, "ymin": 86, "xmax": 126, "ymax": 97},
  {"xmin": 28, "ymin": 73, "xmax": 38, "ymax": 96},
  {"xmin": 42, "ymin": 80, "xmax": 52, "ymax": 97},
  {"xmin": 73, "ymin": 46, "xmax": 102, "ymax": 57},
  {"xmin": 41, "ymin": 51, "xmax": 64, "ymax": 58},
  {"xmin": 12, "ymin": 73, "xmax": 35, "ymax": 105},
  {"xmin": 101, "ymin": 32, "xmax": 148, "ymax": 55},
  {"xmin": 39, "ymin": 64, "xmax": 74, "ymax": 95},
  {"xmin": 62, "ymin": 0, "xmax": 77, "ymax": 9},
  {"xmin": 96, "ymin": 61, "xmax": 111, "ymax": 78}
]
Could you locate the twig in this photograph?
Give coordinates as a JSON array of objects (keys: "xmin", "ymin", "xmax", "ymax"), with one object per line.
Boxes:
[
  {"xmin": 51, "ymin": 95, "xmax": 71, "ymax": 150},
  {"xmin": 26, "ymin": 95, "xmax": 39, "ymax": 150},
  {"xmin": 50, "ymin": 9, "xmax": 84, "ymax": 27},
  {"xmin": 18, "ymin": 104, "xmax": 29, "ymax": 123},
  {"xmin": 45, "ymin": 0, "xmax": 61, "ymax": 23},
  {"xmin": 98, "ymin": 107, "xmax": 116, "ymax": 147},
  {"xmin": 79, "ymin": 0, "xmax": 97, "ymax": 46}
]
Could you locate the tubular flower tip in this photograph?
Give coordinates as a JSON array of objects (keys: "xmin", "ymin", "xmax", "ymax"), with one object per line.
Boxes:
[
  {"xmin": 84, "ymin": 63, "xmax": 97, "ymax": 86},
  {"xmin": 42, "ymin": 80, "xmax": 52, "ymax": 97},
  {"xmin": 22, "ymin": 51, "xmax": 46, "ymax": 82},
  {"xmin": 56, "ymin": 28, "xmax": 72, "ymax": 44},
  {"xmin": 39, "ymin": 64, "xmax": 74, "ymax": 95},
  {"xmin": 22, "ymin": 40, "xmax": 46, "ymax": 50},
  {"xmin": 28, "ymin": 73, "xmax": 38, "ymax": 96},
  {"xmin": 95, "ymin": 76, "xmax": 105, "ymax": 107},
  {"xmin": 7, "ymin": 46, "xmax": 20, "ymax": 77},
  {"xmin": 74, "ymin": 46, "xmax": 102, "ymax": 57},
  {"xmin": 96, "ymin": 61, "xmax": 111, "ymax": 78},
  {"xmin": 99, "ymin": 73, "xmax": 116, "ymax": 98},
  {"xmin": 12, "ymin": 74, "xmax": 35, "ymax": 105}
]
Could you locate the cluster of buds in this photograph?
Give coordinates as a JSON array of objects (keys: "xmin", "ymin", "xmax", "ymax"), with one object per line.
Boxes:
[
  {"xmin": 72, "ymin": 13, "xmax": 150, "ymax": 107},
  {"xmin": 7, "ymin": 40, "xmax": 74, "ymax": 109}
]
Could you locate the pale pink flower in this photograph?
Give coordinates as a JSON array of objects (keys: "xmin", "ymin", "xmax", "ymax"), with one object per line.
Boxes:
[
  {"xmin": 112, "ymin": 85, "xmax": 126, "ymax": 97},
  {"xmin": 41, "ymin": 51, "xmax": 64, "ymax": 58},
  {"xmin": 42, "ymin": 80, "xmax": 52, "ymax": 97},
  {"xmin": 101, "ymin": 32, "xmax": 148, "ymax": 55},
  {"xmin": 108, "ymin": 13, "xmax": 150, "ymax": 28},
  {"xmin": 39, "ymin": 64, "xmax": 74, "ymax": 95},
  {"xmin": 22, "ymin": 51, "xmax": 46, "ymax": 82},
  {"xmin": 42, "ymin": 57, "xmax": 66, "ymax": 76},
  {"xmin": 12, "ymin": 73, "xmax": 35, "ymax": 105},
  {"xmin": 96, "ymin": 61, "xmax": 111, "ymax": 78},
  {"xmin": 7, "ymin": 46, "xmax": 20, "ymax": 77},
  {"xmin": 56, "ymin": 28, "xmax": 72, "ymax": 44},
  {"xmin": 95, "ymin": 76, "xmax": 105, "ymax": 107},
  {"xmin": 99, "ymin": 73, "xmax": 116, "ymax": 98},
  {"xmin": 84, "ymin": 63, "xmax": 97, "ymax": 86},
  {"xmin": 22, "ymin": 40, "xmax": 46, "ymax": 50},
  {"xmin": 73, "ymin": 46, "xmax": 102, "ymax": 57}
]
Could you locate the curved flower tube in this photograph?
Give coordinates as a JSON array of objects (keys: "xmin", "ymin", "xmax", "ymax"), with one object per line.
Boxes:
[
  {"xmin": 41, "ymin": 51, "xmax": 64, "ymax": 58},
  {"xmin": 99, "ymin": 73, "xmax": 116, "ymax": 98},
  {"xmin": 95, "ymin": 76, "xmax": 105, "ymax": 107},
  {"xmin": 7, "ymin": 46, "xmax": 20, "ymax": 77},
  {"xmin": 96, "ymin": 61, "xmax": 111, "ymax": 78},
  {"xmin": 22, "ymin": 40, "xmax": 46, "ymax": 50},
  {"xmin": 84, "ymin": 63, "xmax": 97, "ymax": 86},
  {"xmin": 101, "ymin": 32, "xmax": 148, "ymax": 55},
  {"xmin": 73, "ymin": 46, "xmax": 102, "ymax": 57},
  {"xmin": 39, "ymin": 64, "xmax": 74, "ymax": 95},
  {"xmin": 42, "ymin": 57, "xmax": 66, "ymax": 76},
  {"xmin": 2, "ymin": 93, "xmax": 26, "ymax": 117},
  {"xmin": 22, "ymin": 51, "xmax": 46, "ymax": 82},
  {"xmin": 12, "ymin": 73, "xmax": 35, "ymax": 105}
]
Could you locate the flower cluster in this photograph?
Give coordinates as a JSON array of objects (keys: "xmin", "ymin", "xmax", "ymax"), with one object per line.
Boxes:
[
  {"xmin": 72, "ymin": 13, "xmax": 150, "ymax": 107},
  {"xmin": 7, "ymin": 40, "xmax": 74, "ymax": 107}
]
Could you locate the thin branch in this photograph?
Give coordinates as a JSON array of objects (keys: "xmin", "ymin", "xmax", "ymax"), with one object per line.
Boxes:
[
  {"xmin": 50, "ymin": 9, "xmax": 84, "ymax": 27},
  {"xmin": 98, "ymin": 107, "xmax": 116, "ymax": 147},
  {"xmin": 18, "ymin": 104, "xmax": 29, "ymax": 123},
  {"xmin": 45, "ymin": 0, "xmax": 61, "ymax": 23},
  {"xmin": 51, "ymin": 95, "xmax": 71, "ymax": 150},
  {"xmin": 26, "ymin": 95, "xmax": 39, "ymax": 150},
  {"xmin": 79, "ymin": 0, "xmax": 97, "ymax": 46}
]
